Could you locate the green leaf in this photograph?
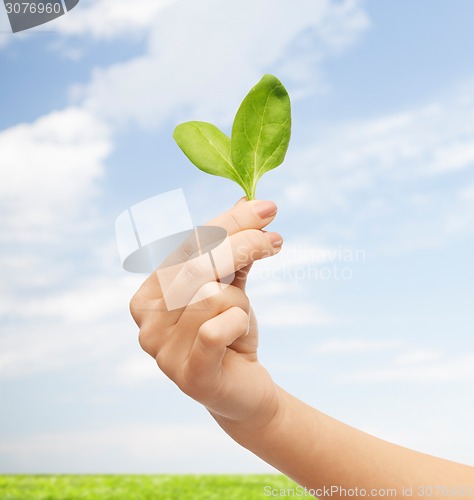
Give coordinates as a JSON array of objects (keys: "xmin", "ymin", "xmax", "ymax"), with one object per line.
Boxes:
[
  {"xmin": 172, "ymin": 75, "xmax": 291, "ymax": 200},
  {"xmin": 173, "ymin": 121, "xmax": 246, "ymax": 188},
  {"xmin": 231, "ymin": 74, "xmax": 291, "ymax": 199}
]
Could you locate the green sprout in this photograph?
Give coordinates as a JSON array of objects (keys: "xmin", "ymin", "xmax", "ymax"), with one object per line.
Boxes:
[{"xmin": 173, "ymin": 74, "xmax": 292, "ymax": 200}]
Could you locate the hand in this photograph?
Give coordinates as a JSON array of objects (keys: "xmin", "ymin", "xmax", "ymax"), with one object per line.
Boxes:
[{"xmin": 130, "ymin": 198, "xmax": 283, "ymax": 427}]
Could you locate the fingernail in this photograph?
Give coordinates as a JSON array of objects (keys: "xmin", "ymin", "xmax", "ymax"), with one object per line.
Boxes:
[
  {"xmin": 254, "ymin": 201, "xmax": 277, "ymax": 219},
  {"xmin": 265, "ymin": 232, "xmax": 283, "ymax": 248}
]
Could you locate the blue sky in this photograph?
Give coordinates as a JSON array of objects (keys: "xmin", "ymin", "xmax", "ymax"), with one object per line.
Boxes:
[{"xmin": 0, "ymin": 0, "xmax": 473, "ymax": 473}]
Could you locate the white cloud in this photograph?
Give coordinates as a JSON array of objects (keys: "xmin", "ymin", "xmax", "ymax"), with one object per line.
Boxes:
[
  {"xmin": 248, "ymin": 249, "xmax": 338, "ymax": 329},
  {"xmin": 394, "ymin": 349, "xmax": 441, "ymax": 365},
  {"xmin": 254, "ymin": 242, "xmax": 364, "ymax": 270},
  {"xmin": 247, "ymin": 241, "xmax": 365, "ymax": 290},
  {"xmin": 313, "ymin": 338, "xmax": 400, "ymax": 355},
  {"xmin": 115, "ymin": 354, "xmax": 168, "ymax": 386},
  {"xmin": 344, "ymin": 353, "xmax": 474, "ymax": 383},
  {"xmin": 0, "ymin": 107, "xmax": 111, "ymax": 241},
  {"xmin": 244, "ymin": 241, "xmax": 343, "ymax": 328},
  {"xmin": 56, "ymin": 0, "xmax": 176, "ymax": 39},
  {"xmin": 0, "ymin": 272, "xmax": 144, "ymax": 380},
  {"xmin": 14, "ymin": 275, "xmax": 141, "ymax": 323},
  {"xmin": 0, "ymin": 423, "xmax": 274, "ymax": 473},
  {"xmin": 277, "ymin": 83, "xmax": 474, "ymax": 251},
  {"xmin": 0, "ymin": 317, "xmax": 128, "ymax": 380},
  {"xmin": 257, "ymin": 301, "xmax": 334, "ymax": 327},
  {"xmin": 0, "ymin": 105, "xmax": 122, "ymax": 381},
  {"xmin": 74, "ymin": 0, "xmax": 368, "ymax": 128},
  {"xmin": 285, "ymin": 101, "xmax": 474, "ymax": 211},
  {"xmin": 0, "ymin": 0, "xmax": 175, "ymax": 51},
  {"xmin": 460, "ymin": 183, "xmax": 474, "ymax": 201}
]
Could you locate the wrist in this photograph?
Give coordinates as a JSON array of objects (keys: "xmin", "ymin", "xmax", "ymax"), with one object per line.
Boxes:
[{"xmin": 209, "ymin": 383, "xmax": 287, "ymax": 446}]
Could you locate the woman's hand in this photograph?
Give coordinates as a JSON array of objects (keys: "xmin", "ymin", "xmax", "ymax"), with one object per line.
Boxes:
[{"xmin": 130, "ymin": 198, "xmax": 283, "ymax": 427}]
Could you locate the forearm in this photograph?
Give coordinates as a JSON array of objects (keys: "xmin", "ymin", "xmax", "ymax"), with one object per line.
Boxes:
[{"xmin": 212, "ymin": 385, "xmax": 474, "ymax": 498}]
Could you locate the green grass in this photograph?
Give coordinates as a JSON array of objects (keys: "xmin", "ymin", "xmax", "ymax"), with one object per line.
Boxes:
[{"xmin": 0, "ymin": 474, "xmax": 301, "ymax": 499}]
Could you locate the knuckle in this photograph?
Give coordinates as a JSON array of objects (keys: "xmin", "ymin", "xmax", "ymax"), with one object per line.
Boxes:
[
  {"xmin": 198, "ymin": 322, "xmax": 221, "ymax": 350},
  {"xmin": 156, "ymin": 347, "xmax": 178, "ymax": 380},
  {"xmin": 244, "ymin": 230, "xmax": 267, "ymax": 261},
  {"xmin": 138, "ymin": 316, "xmax": 168, "ymax": 357},
  {"xmin": 256, "ymin": 234, "xmax": 274, "ymax": 260},
  {"xmin": 180, "ymin": 236, "xmax": 199, "ymax": 261},
  {"xmin": 224, "ymin": 210, "xmax": 242, "ymax": 233},
  {"xmin": 200, "ymin": 280, "xmax": 221, "ymax": 296},
  {"xmin": 138, "ymin": 325, "xmax": 156, "ymax": 356},
  {"xmin": 183, "ymin": 256, "xmax": 206, "ymax": 282},
  {"xmin": 229, "ymin": 287, "xmax": 250, "ymax": 313},
  {"xmin": 173, "ymin": 233, "xmax": 200, "ymax": 265},
  {"xmin": 249, "ymin": 228, "xmax": 264, "ymax": 246},
  {"xmin": 191, "ymin": 281, "xmax": 223, "ymax": 310},
  {"xmin": 129, "ymin": 292, "xmax": 144, "ymax": 325},
  {"xmin": 158, "ymin": 232, "xmax": 199, "ymax": 268},
  {"xmin": 130, "ymin": 291, "xmax": 163, "ymax": 325},
  {"xmin": 233, "ymin": 306, "xmax": 249, "ymax": 328}
]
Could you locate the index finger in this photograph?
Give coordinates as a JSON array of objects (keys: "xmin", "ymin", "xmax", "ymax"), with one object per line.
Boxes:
[
  {"xmin": 156, "ymin": 228, "xmax": 282, "ymax": 313},
  {"xmin": 136, "ymin": 198, "xmax": 278, "ymax": 299}
]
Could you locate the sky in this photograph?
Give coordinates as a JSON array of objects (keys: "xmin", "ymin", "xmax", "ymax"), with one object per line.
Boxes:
[{"xmin": 0, "ymin": 0, "xmax": 473, "ymax": 474}]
